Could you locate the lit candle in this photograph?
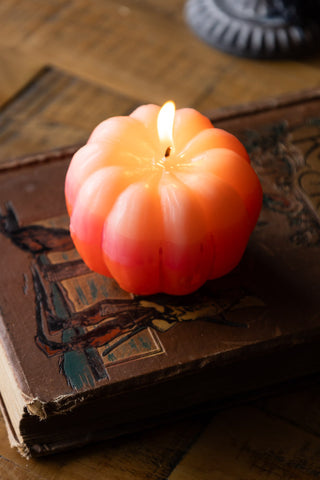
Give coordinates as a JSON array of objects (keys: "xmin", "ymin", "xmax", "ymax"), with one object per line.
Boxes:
[{"xmin": 65, "ymin": 102, "xmax": 262, "ymax": 295}]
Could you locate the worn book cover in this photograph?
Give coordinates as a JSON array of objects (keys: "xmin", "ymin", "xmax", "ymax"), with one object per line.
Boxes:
[{"xmin": 0, "ymin": 90, "xmax": 320, "ymax": 457}]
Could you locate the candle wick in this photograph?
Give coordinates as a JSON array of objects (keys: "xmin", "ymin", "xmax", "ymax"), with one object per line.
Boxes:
[{"xmin": 164, "ymin": 146, "xmax": 172, "ymax": 158}]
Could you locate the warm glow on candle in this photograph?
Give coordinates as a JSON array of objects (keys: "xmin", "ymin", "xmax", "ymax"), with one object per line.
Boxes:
[
  {"xmin": 157, "ymin": 101, "xmax": 175, "ymax": 156},
  {"xmin": 66, "ymin": 102, "xmax": 262, "ymax": 295}
]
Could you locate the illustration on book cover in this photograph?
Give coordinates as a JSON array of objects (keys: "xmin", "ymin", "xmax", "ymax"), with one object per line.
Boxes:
[
  {"xmin": 0, "ymin": 204, "xmax": 260, "ymax": 389},
  {"xmin": 0, "ymin": 119, "xmax": 319, "ymax": 390}
]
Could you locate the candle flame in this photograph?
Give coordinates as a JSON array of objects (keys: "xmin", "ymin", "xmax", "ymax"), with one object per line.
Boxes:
[{"xmin": 157, "ymin": 101, "xmax": 175, "ymax": 155}]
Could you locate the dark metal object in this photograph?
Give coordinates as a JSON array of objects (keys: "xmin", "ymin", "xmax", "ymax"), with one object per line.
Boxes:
[{"xmin": 185, "ymin": 0, "xmax": 320, "ymax": 59}]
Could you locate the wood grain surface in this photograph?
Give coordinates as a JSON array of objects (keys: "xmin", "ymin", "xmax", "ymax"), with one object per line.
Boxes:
[{"xmin": 1, "ymin": 0, "xmax": 320, "ymax": 478}]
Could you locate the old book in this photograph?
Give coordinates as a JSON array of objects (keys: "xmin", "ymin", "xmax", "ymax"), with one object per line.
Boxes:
[{"xmin": 0, "ymin": 89, "xmax": 320, "ymax": 458}]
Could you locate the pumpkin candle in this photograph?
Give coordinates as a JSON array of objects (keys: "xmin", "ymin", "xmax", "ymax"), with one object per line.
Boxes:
[{"xmin": 65, "ymin": 102, "xmax": 262, "ymax": 295}]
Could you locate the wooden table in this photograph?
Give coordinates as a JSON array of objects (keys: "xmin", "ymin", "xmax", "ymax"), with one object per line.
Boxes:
[{"xmin": 1, "ymin": 1, "xmax": 320, "ymax": 478}]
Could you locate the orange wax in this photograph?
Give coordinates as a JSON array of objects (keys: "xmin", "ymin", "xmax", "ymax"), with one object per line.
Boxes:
[{"xmin": 65, "ymin": 102, "xmax": 262, "ymax": 295}]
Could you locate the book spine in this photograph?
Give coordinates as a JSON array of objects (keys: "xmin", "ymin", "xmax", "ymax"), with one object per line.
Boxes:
[{"xmin": 0, "ymin": 311, "xmax": 33, "ymax": 404}]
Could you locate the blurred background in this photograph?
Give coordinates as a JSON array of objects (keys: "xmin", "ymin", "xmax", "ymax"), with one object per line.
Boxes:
[{"xmin": 1, "ymin": 0, "xmax": 320, "ymax": 160}]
